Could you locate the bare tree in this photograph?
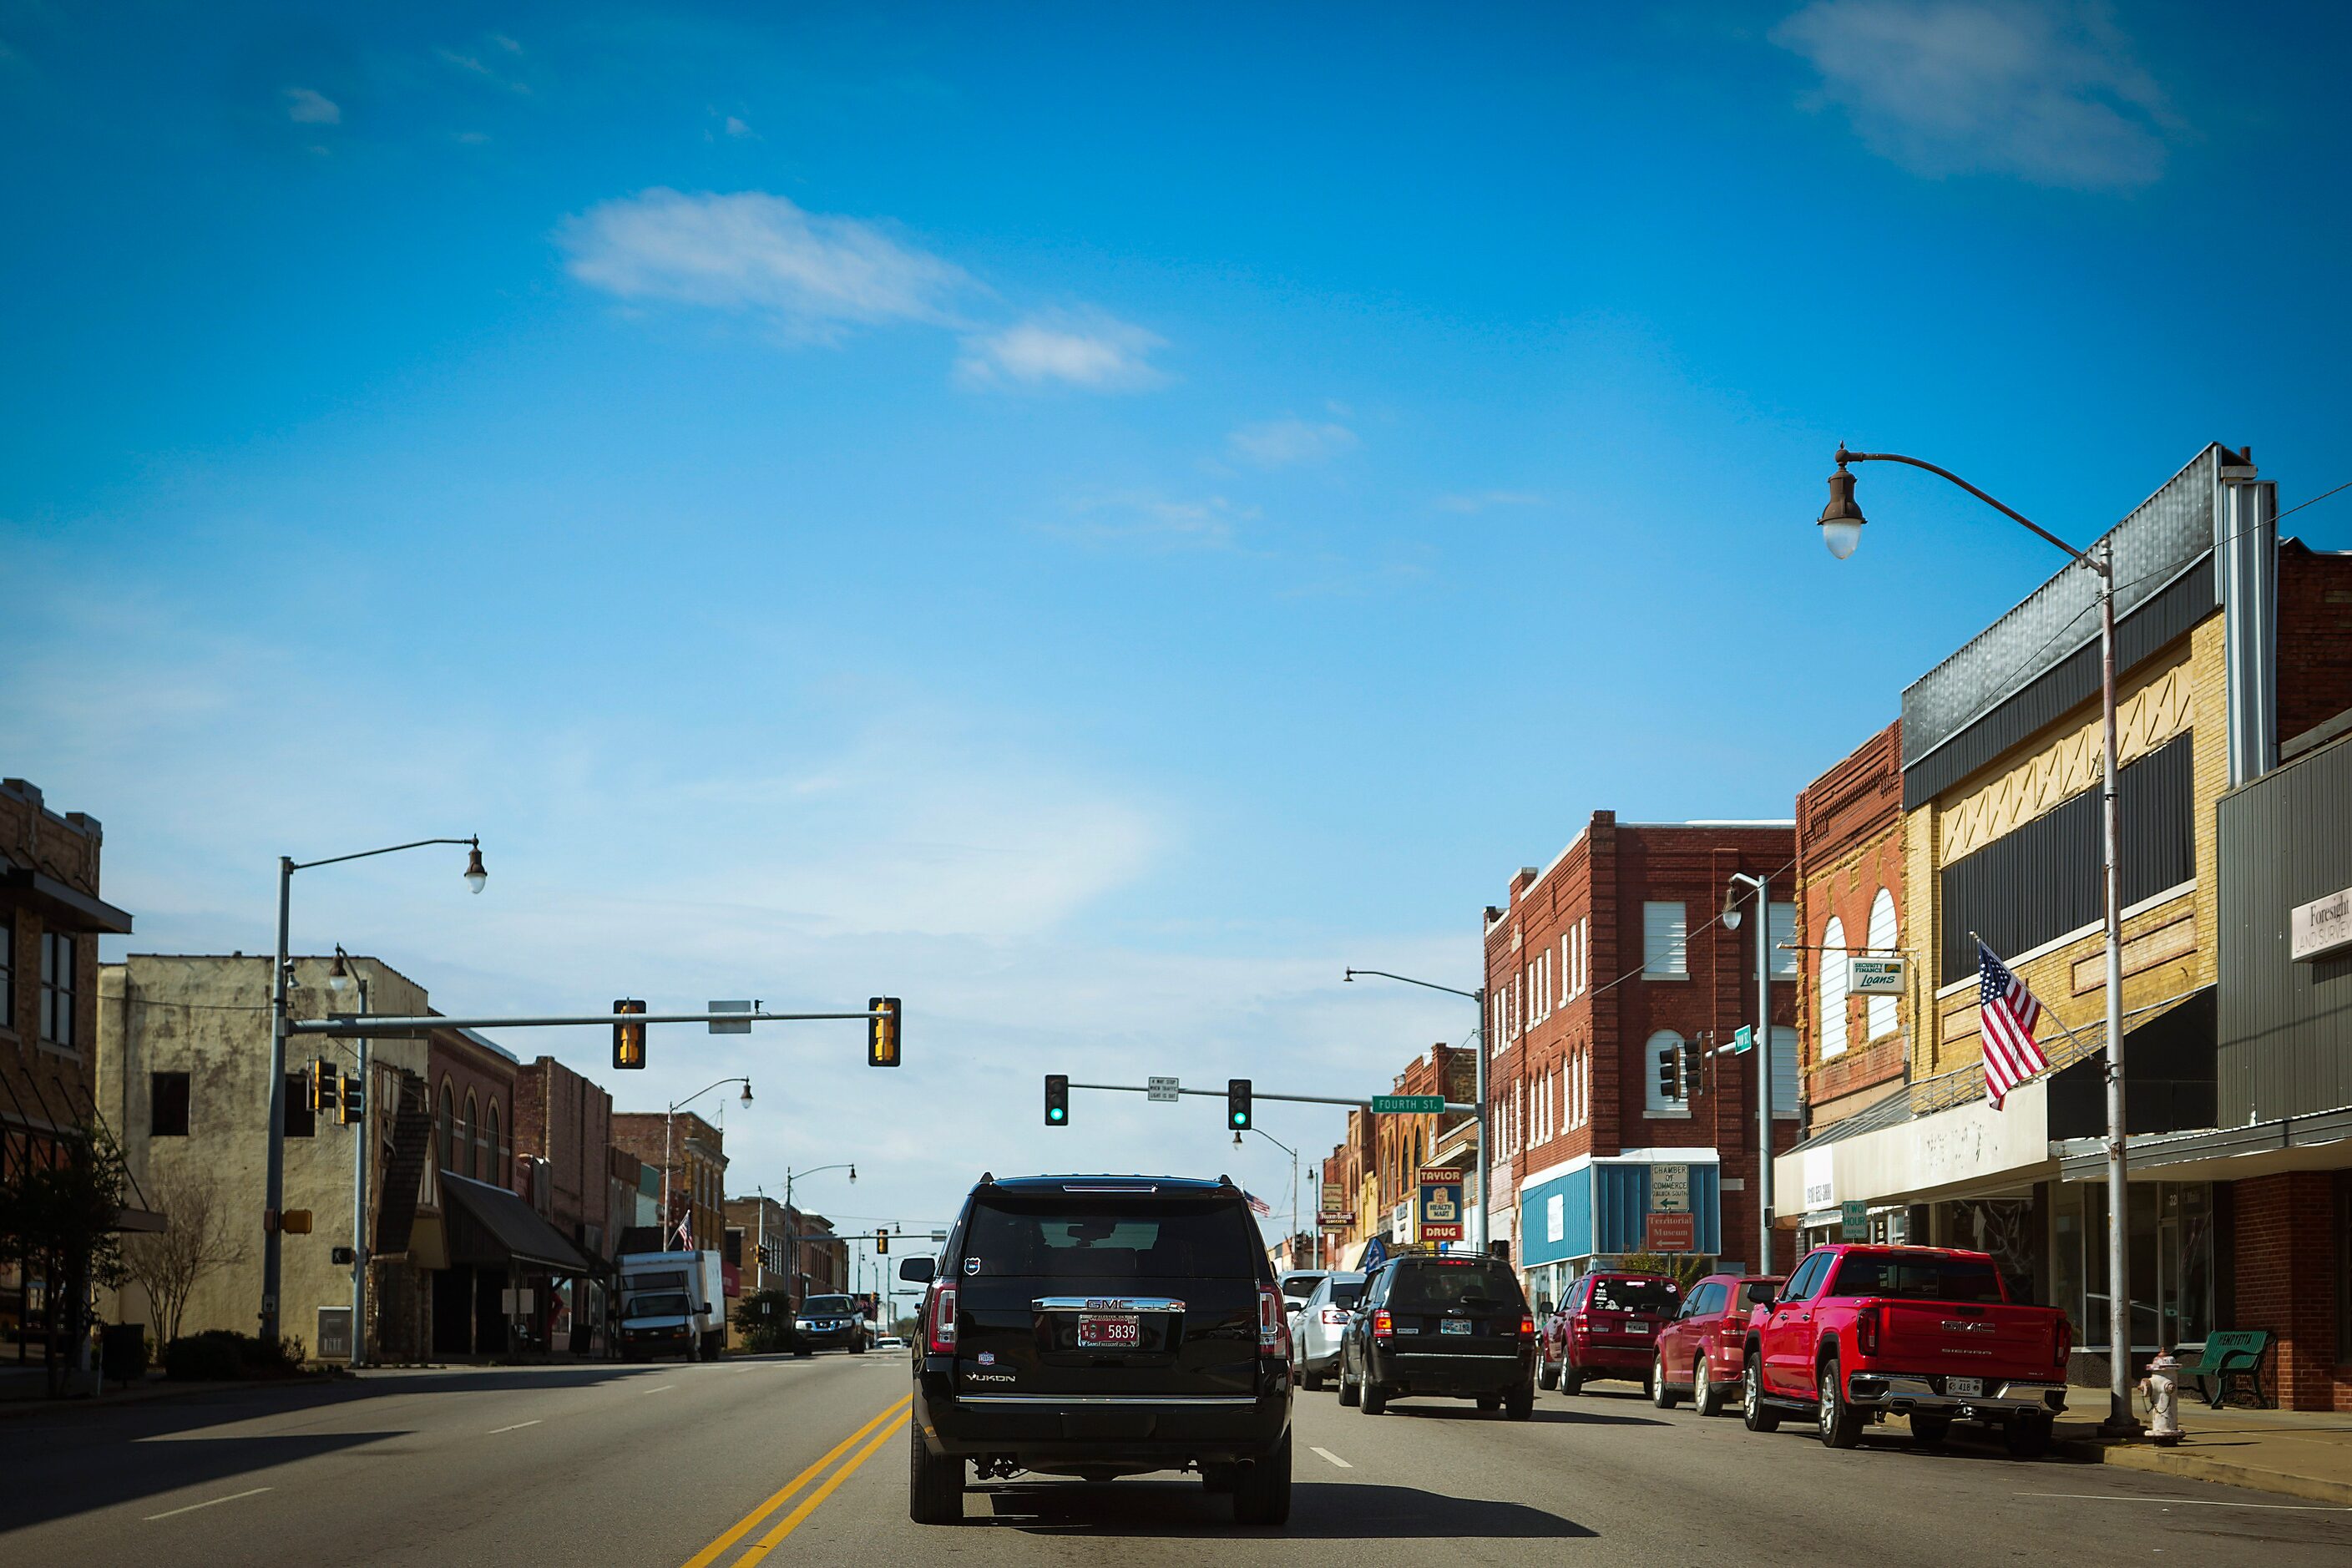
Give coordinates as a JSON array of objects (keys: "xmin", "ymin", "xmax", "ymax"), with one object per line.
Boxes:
[{"xmin": 124, "ymin": 1170, "xmax": 247, "ymax": 1345}]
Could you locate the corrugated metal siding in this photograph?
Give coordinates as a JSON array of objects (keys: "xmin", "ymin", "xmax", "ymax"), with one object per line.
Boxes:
[
  {"xmin": 2217, "ymin": 735, "xmax": 2352, "ymax": 1122},
  {"xmin": 1938, "ymin": 733, "xmax": 2198, "ymax": 983},
  {"xmin": 1902, "ymin": 444, "xmax": 2222, "ymax": 810},
  {"xmin": 1592, "ymin": 1162, "xmax": 1722, "ymax": 1256},
  {"xmin": 1516, "ymin": 1169, "xmax": 1593, "ymax": 1267}
]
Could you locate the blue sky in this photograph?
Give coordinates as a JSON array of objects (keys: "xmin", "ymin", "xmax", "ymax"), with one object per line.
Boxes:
[{"xmin": 8, "ymin": 2, "xmax": 2349, "ymax": 1237}]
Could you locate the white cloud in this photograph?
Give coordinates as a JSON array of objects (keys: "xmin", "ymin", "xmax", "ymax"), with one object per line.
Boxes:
[
  {"xmin": 724, "ymin": 115, "xmax": 756, "ymax": 139},
  {"xmin": 1434, "ymin": 490, "xmax": 1543, "ymax": 514},
  {"xmin": 1043, "ymin": 492, "xmax": 1256, "ymax": 550},
  {"xmin": 559, "ymin": 188, "xmax": 970, "ymax": 342},
  {"xmin": 1772, "ymin": 1, "xmax": 2175, "ymax": 190},
  {"xmin": 1227, "ymin": 416, "xmax": 1359, "ymax": 468},
  {"xmin": 283, "ymin": 87, "xmax": 340, "ymax": 125},
  {"xmin": 957, "ymin": 310, "xmax": 1166, "ymax": 391}
]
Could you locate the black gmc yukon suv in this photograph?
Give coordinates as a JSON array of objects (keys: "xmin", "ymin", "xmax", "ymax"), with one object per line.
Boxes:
[{"xmin": 900, "ymin": 1173, "xmax": 1293, "ymax": 1527}]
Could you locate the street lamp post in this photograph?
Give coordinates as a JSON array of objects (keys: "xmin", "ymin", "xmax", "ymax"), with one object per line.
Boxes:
[
  {"xmin": 781, "ymin": 1163, "xmax": 856, "ymax": 1309},
  {"xmin": 263, "ymin": 835, "xmax": 483, "ymax": 1344},
  {"xmin": 1240, "ymin": 1124, "xmax": 1302, "ymax": 1269},
  {"xmin": 1722, "ymin": 873, "xmax": 1774, "ymax": 1273},
  {"xmin": 664, "ymin": 1077, "xmax": 755, "ymax": 1252},
  {"xmin": 1818, "ymin": 446, "xmax": 2136, "ymax": 1434},
  {"xmin": 1343, "ymin": 969, "xmax": 1488, "ymax": 1257}
]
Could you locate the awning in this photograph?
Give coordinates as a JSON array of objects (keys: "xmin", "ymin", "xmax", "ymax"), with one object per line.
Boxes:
[
  {"xmin": 0, "ymin": 866, "xmax": 134, "ymax": 934},
  {"xmin": 438, "ymin": 1172, "xmax": 601, "ymax": 1275}
]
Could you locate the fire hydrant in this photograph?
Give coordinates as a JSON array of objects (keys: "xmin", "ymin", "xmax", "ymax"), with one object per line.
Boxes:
[{"xmin": 2140, "ymin": 1349, "xmax": 2184, "ymax": 1446}]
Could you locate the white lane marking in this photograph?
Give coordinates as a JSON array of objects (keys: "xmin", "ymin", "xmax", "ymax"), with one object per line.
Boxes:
[
  {"xmin": 144, "ymin": 1486, "xmax": 272, "ymax": 1522},
  {"xmin": 1310, "ymin": 1446, "xmax": 1353, "ymax": 1469},
  {"xmin": 2017, "ymin": 1492, "xmax": 2352, "ymax": 1513},
  {"xmin": 488, "ymin": 1419, "xmax": 542, "ymax": 1434},
  {"xmin": 642, "ymin": 1384, "xmax": 675, "ymax": 1394}
]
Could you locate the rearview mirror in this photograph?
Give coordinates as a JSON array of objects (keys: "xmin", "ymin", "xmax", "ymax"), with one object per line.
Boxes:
[{"xmin": 898, "ymin": 1257, "xmax": 936, "ymax": 1283}]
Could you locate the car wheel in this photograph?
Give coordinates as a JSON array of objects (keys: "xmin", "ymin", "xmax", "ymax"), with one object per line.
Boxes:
[
  {"xmin": 1301, "ymin": 1369, "xmax": 1323, "ymax": 1393},
  {"xmin": 1362, "ymin": 1378, "xmax": 1388, "ymax": 1415},
  {"xmin": 1742, "ymin": 1356, "xmax": 1781, "ymax": 1433},
  {"xmin": 907, "ymin": 1419, "xmax": 966, "ymax": 1525},
  {"xmin": 1560, "ymin": 1365, "xmax": 1583, "ymax": 1396},
  {"xmin": 1505, "ymin": 1378, "xmax": 1535, "ymax": 1421},
  {"xmin": 1696, "ymin": 1356, "xmax": 1728, "ymax": 1418},
  {"xmin": 850, "ymin": 1336, "xmax": 866, "ymax": 1355},
  {"xmin": 1817, "ymin": 1354, "xmax": 1864, "ymax": 1449},
  {"xmin": 1232, "ymin": 1429, "xmax": 1292, "ymax": 1527},
  {"xmin": 2005, "ymin": 1414, "xmax": 2052, "ymax": 1460},
  {"xmin": 1651, "ymin": 1353, "xmax": 1680, "ymax": 1409},
  {"xmin": 1910, "ymin": 1415, "xmax": 1952, "ymax": 1448},
  {"xmin": 1338, "ymin": 1352, "xmax": 1360, "ymax": 1407},
  {"xmin": 1538, "ymin": 1358, "xmax": 1560, "ymax": 1391}
]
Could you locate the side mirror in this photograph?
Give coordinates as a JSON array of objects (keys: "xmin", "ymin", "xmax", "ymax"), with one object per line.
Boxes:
[
  {"xmin": 898, "ymin": 1257, "xmax": 936, "ymax": 1283},
  {"xmin": 1536, "ymin": 1298, "xmax": 1553, "ymax": 1316},
  {"xmin": 701, "ymin": 1302, "xmax": 715, "ymax": 1315}
]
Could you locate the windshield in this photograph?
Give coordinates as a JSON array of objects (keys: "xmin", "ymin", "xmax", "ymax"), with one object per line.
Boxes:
[
  {"xmin": 1588, "ymin": 1277, "xmax": 1681, "ymax": 1314},
  {"xmin": 802, "ymin": 1296, "xmax": 853, "ymax": 1315},
  {"xmin": 625, "ymin": 1292, "xmax": 691, "ymax": 1318},
  {"xmin": 1387, "ymin": 1262, "xmax": 1525, "ymax": 1313},
  {"xmin": 966, "ymin": 1196, "xmax": 1260, "ymax": 1278},
  {"xmin": 1829, "ymin": 1253, "xmax": 2006, "ymax": 1303}
]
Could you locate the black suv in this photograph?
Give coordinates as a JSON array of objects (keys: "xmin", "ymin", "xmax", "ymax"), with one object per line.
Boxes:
[
  {"xmin": 793, "ymin": 1294, "xmax": 868, "ymax": 1354},
  {"xmin": 1338, "ymin": 1253, "xmax": 1536, "ymax": 1419},
  {"xmin": 900, "ymin": 1174, "xmax": 1293, "ymax": 1527}
]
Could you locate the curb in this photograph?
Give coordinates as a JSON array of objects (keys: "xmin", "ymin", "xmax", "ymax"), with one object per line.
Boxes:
[
  {"xmin": 2055, "ymin": 1436, "xmax": 2352, "ymax": 1508},
  {"xmin": 0, "ymin": 1373, "xmax": 348, "ymax": 1420}
]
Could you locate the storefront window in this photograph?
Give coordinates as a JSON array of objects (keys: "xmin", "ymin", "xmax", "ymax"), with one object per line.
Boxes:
[
  {"xmin": 2049, "ymin": 1183, "xmax": 2085, "ymax": 1346},
  {"xmin": 2081, "ymin": 1183, "xmax": 2210, "ymax": 1353}
]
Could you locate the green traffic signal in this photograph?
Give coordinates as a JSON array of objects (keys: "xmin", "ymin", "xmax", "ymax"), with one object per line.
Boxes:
[{"xmin": 1044, "ymin": 1074, "xmax": 1070, "ymax": 1127}]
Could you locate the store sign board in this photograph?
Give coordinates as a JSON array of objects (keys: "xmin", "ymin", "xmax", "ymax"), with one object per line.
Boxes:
[{"xmin": 2291, "ymin": 886, "xmax": 2352, "ymax": 963}]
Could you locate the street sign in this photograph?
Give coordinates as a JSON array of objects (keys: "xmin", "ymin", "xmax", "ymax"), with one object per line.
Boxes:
[
  {"xmin": 1372, "ymin": 1095, "xmax": 1443, "ymax": 1114},
  {"xmin": 1418, "ymin": 1166, "xmax": 1464, "ymax": 1242},
  {"xmin": 709, "ymin": 1000, "xmax": 752, "ymax": 1034},
  {"xmin": 1645, "ymin": 1213, "xmax": 1696, "ymax": 1252},
  {"xmin": 1730, "ymin": 1024, "xmax": 1755, "ymax": 1055},
  {"xmin": 1849, "ymin": 958, "xmax": 1907, "ymax": 995},
  {"xmin": 1840, "ymin": 1200, "xmax": 1869, "ymax": 1241},
  {"xmin": 1650, "ymin": 1163, "xmax": 1691, "ymax": 1214},
  {"xmin": 1146, "ymin": 1075, "xmax": 1180, "ymax": 1102},
  {"xmin": 1318, "ymin": 1211, "xmax": 1349, "ymax": 1227},
  {"xmin": 1321, "ymin": 1181, "xmax": 1343, "ymax": 1213},
  {"xmin": 2290, "ymin": 885, "xmax": 2352, "ymax": 962}
]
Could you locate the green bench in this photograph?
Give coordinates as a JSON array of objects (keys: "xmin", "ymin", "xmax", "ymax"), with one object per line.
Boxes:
[{"xmin": 2184, "ymin": 1330, "xmax": 2272, "ymax": 1409}]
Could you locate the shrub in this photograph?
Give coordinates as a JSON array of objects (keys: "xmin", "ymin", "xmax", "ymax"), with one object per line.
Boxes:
[{"xmin": 164, "ymin": 1330, "xmax": 305, "ymax": 1381}]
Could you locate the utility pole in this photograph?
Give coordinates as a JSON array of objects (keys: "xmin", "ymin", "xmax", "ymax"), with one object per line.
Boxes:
[{"xmin": 1727, "ymin": 872, "xmax": 1774, "ymax": 1272}]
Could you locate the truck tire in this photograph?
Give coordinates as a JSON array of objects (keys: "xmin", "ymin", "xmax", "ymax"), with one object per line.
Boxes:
[
  {"xmin": 2005, "ymin": 1414, "xmax": 2051, "ymax": 1460},
  {"xmin": 1538, "ymin": 1358, "xmax": 1560, "ymax": 1391},
  {"xmin": 850, "ymin": 1335, "xmax": 866, "ymax": 1355},
  {"xmin": 908, "ymin": 1419, "xmax": 965, "ymax": 1525},
  {"xmin": 1560, "ymin": 1366, "xmax": 1584, "ymax": 1396},
  {"xmin": 1505, "ymin": 1378, "xmax": 1535, "ymax": 1421},
  {"xmin": 1651, "ymin": 1353, "xmax": 1680, "ymax": 1409},
  {"xmin": 1362, "ymin": 1378, "xmax": 1388, "ymax": 1415},
  {"xmin": 1742, "ymin": 1356, "xmax": 1781, "ymax": 1433},
  {"xmin": 1696, "ymin": 1356, "xmax": 1729, "ymax": 1418},
  {"xmin": 1232, "ymin": 1429, "xmax": 1292, "ymax": 1527},
  {"xmin": 1338, "ymin": 1354, "xmax": 1360, "ymax": 1407},
  {"xmin": 1816, "ymin": 1353, "xmax": 1864, "ymax": 1449}
]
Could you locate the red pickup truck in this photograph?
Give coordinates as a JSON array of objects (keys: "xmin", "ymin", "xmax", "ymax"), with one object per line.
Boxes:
[{"xmin": 1740, "ymin": 1243, "xmax": 2071, "ymax": 1456}]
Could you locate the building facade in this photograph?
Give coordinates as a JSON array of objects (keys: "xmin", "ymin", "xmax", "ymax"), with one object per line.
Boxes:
[
  {"xmin": 511, "ymin": 1055, "xmax": 615, "ymax": 1355},
  {"xmin": 1794, "ymin": 721, "xmax": 1911, "ymax": 1130},
  {"xmin": 1488, "ymin": 812, "xmax": 1800, "ymax": 1308},
  {"xmin": 611, "ymin": 1110, "xmax": 727, "ymax": 1252}
]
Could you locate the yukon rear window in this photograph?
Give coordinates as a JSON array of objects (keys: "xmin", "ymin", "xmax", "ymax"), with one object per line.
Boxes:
[
  {"xmin": 1588, "ymin": 1277, "xmax": 1680, "ymax": 1314},
  {"xmin": 1386, "ymin": 1262, "xmax": 1525, "ymax": 1313},
  {"xmin": 965, "ymin": 1196, "xmax": 1259, "ymax": 1278},
  {"xmin": 1828, "ymin": 1254, "xmax": 2004, "ymax": 1302}
]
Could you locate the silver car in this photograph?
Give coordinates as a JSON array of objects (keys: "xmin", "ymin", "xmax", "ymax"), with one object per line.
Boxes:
[{"xmin": 1288, "ymin": 1271, "xmax": 1366, "ymax": 1390}]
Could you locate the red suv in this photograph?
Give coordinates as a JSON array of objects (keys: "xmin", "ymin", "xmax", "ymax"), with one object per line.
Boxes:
[
  {"xmin": 1540, "ymin": 1271, "xmax": 1682, "ymax": 1395},
  {"xmin": 1649, "ymin": 1272, "xmax": 1780, "ymax": 1416}
]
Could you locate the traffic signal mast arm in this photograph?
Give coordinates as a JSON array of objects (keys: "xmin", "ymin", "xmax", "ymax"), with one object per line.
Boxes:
[
  {"xmin": 1058, "ymin": 1080, "xmax": 1476, "ymax": 1113},
  {"xmin": 290, "ymin": 1007, "xmax": 888, "ymax": 1036}
]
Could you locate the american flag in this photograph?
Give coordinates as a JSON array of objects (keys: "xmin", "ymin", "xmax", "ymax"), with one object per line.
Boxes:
[
  {"xmin": 1243, "ymin": 1191, "xmax": 1272, "ymax": 1217},
  {"xmin": 1976, "ymin": 939, "xmax": 2051, "ymax": 1108}
]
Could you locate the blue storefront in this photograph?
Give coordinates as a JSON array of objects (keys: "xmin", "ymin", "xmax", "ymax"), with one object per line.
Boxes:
[{"xmin": 1517, "ymin": 1152, "xmax": 1722, "ymax": 1310}]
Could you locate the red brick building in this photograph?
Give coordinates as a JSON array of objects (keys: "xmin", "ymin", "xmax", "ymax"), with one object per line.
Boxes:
[
  {"xmin": 1486, "ymin": 812, "xmax": 1800, "ymax": 1308},
  {"xmin": 1793, "ymin": 721, "xmax": 1910, "ymax": 1128},
  {"xmin": 611, "ymin": 1110, "xmax": 726, "ymax": 1252}
]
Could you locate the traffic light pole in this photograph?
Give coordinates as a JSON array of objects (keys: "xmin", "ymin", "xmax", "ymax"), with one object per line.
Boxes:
[
  {"xmin": 291, "ymin": 1008, "xmax": 884, "ymax": 1035},
  {"xmin": 1059, "ymin": 1080, "xmax": 1477, "ymax": 1113}
]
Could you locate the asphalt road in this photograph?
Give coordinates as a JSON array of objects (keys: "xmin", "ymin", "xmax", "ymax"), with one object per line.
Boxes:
[{"xmin": 3, "ymin": 1357, "xmax": 2346, "ymax": 1565}]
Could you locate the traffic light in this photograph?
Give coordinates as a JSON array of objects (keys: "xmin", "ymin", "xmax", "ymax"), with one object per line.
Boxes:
[
  {"xmin": 337, "ymin": 1072, "xmax": 364, "ymax": 1125},
  {"xmin": 276, "ymin": 1209, "xmax": 313, "ymax": 1235},
  {"xmin": 1657, "ymin": 1045, "xmax": 1683, "ymax": 1105},
  {"xmin": 1044, "ymin": 1074, "xmax": 1070, "ymax": 1126},
  {"xmin": 867, "ymin": 997, "xmax": 902, "ymax": 1067},
  {"xmin": 613, "ymin": 999, "xmax": 646, "ymax": 1070},
  {"xmin": 1227, "ymin": 1078, "xmax": 1252, "ymax": 1131},
  {"xmin": 312, "ymin": 1058, "xmax": 339, "ymax": 1114},
  {"xmin": 876, "ymin": 1230, "xmax": 888, "ymax": 1255}
]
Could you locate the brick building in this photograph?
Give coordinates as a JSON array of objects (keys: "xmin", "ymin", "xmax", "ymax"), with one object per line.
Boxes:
[
  {"xmin": 3, "ymin": 781, "xmax": 135, "ymax": 1369},
  {"xmin": 611, "ymin": 1110, "xmax": 727, "ymax": 1252},
  {"xmin": 511, "ymin": 1055, "xmax": 614, "ymax": 1354},
  {"xmin": 1487, "ymin": 812, "xmax": 1800, "ymax": 1308},
  {"xmin": 1793, "ymin": 721, "xmax": 1910, "ymax": 1129}
]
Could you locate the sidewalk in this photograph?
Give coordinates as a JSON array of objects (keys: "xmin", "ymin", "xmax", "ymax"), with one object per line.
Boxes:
[{"xmin": 2056, "ymin": 1404, "xmax": 2352, "ymax": 1507}]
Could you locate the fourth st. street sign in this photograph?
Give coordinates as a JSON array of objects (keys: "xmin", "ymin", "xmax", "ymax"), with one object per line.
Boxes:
[{"xmin": 1372, "ymin": 1095, "xmax": 1444, "ymax": 1114}]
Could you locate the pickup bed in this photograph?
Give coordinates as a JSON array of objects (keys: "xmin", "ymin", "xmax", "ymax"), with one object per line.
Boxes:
[{"xmin": 1741, "ymin": 1243, "xmax": 2070, "ymax": 1456}]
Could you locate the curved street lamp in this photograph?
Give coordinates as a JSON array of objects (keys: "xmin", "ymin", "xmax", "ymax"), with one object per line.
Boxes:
[{"xmin": 663, "ymin": 1076, "xmax": 753, "ymax": 1252}]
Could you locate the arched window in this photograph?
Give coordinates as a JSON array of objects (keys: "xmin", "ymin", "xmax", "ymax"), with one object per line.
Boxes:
[
  {"xmin": 1820, "ymin": 917, "xmax": 1850, "ymax": 1060},
  {"xmin": 1644, "ymin": 1029, "xmax": 1688, "ymax": 1115},
  {"xmin": 1867, "ymin": 888, "xmax": 1899, "ymax": 1042},
  {"xmin": 438, "ymin": 1083, "xmax": 456, "ymax": 1171},
  {"xmin": 487, "ymin": 1100, "xmax": 503, "ymax": 1186},
  {"xmin": 463, "ymin": 1092, "xmax": 479, "ymax": 1180}
]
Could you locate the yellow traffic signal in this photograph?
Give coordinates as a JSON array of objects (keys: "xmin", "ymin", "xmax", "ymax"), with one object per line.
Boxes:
[
  {"xmin": 867, "ymin": 997, "xmax": 902, "ymax": 1068},
  {"xmin": 876, "ymin": 1230, "xmax": 889, "ymax": 1255},
  {"xmin": 277, "ymin": 1209, "xmax": 313, "ymax": 1235},
  {"xmin": 337, "ymin": 1072, "xmax": 364, "ymax": 1126},
  {"xmin": 614, "ymin": 999, "xmax": 646, "ymax": 1070},
  {"xmin": 312, "ymin": 1058, "xmax": 339, "ymax": 1114}
]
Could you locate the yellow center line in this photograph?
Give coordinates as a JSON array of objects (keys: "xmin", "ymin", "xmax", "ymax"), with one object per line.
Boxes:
[
  {"xmin": 734, "ymin": 1409, "xmax": 912, "ymax": 1564},
  {"xmin": 678, "ymin": 1394, "xmax": 912, "ymax": 1568}
]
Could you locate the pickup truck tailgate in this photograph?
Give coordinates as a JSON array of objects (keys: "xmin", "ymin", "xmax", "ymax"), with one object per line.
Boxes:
[{"xmin": 1876, "ymin": 1300, "xmax": 2065, "ymax": 1378}]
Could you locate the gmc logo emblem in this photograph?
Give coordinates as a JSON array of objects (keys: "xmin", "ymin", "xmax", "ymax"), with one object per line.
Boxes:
[{"xmin": 1941, "ymin": 1320, "xmax": 1995, "ymax": 1333}]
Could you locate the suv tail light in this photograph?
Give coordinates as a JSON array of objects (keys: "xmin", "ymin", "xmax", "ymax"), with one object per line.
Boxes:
[
  {"xmin": 1258, "ymin": 1286, "xmax": 1290, "ymax": 1358},
  {"xmin": 926, "ymin": 1283, "xmax": 958, "ymax": 1354},
  {"xmin": 1371, "ymin": 1308, "xmax": 1394, "ymax": 1340},
  {"xmin": 1517, "ymin": 1313, "xmax": 1535, "ymax": 1339},
  {"xmin": 1572, "ymin": 1313, "xmax": 1590, "ymax": 1334},
  {"xmin": 1854, "ymin": 1305, "xmax": 1879, "ymax": 1358}
]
